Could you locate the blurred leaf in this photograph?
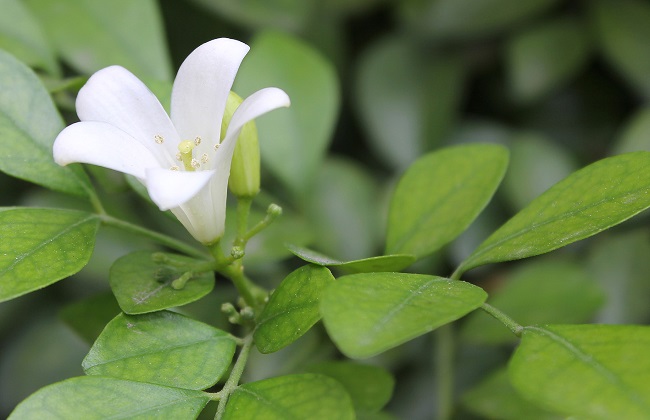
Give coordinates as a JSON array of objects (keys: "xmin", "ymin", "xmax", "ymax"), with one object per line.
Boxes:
[
  {"xmin": 83, "ymin": 311, "xmax": 236, "ymax": 390},
  {"xmin": 0, "ymin": 0, "xmax": 58, "ymax": 75},
  {"xmin": 457, "ymin": 152, "xmax": 650, "ymax": 275},
  {"xmin": 461, "ymin": 259, "xmax": 604, "ymax": 344},
  {"xmin": 386, "ymin": 144, "xmax": 509, "ymax": 258},
  {"xmin": 355, "ymin": 36, "xmax": 464, "ymax": 169},
  {"xmin": 462, "ymin": 368, "xmax": 561, "ymax": 420},
  {"xmin": 109, "ymin": 251, "xmax": 214, "ymax": 315},
  {"xmin": 509, "ymin": 324, "xmax": 650, "ymax": 418},
  {"xmin": 255, "ymin": 265, "xmax": 334, "ymax": 353},
  {"xmin": 59, "ymin": 292, "xmax": 121, "ymax": 344},
  {"xmin": 321, "ymin": 272, "xmax": 486, "ymax": 358},
  {"xmin": 223, "ymin": 373, "xmax": 355, "ymax": 420},
  {"xmin": 9, "ymin": 376, "xmax": 210, "ymax": 419},
  {"xmin": 234, "ymin": 32, "xmax": 339, "ymax": 201},
  {"xmin": 587, "ymin": 231, "xmax": 650, "ymax": 324},
  {"xmin": 0, "ymin": 49, "xmax": 90, "ymax": 196},
  {"xmin": 502, "ymin": 133, "xmax": 577, "ymax": 210},
  {"xmin": 507, "ymin": 17, "xmax": 591, "ymax": 103},
  {"xmin": 189, "ymin": 0, "xmax": 313, "ymax": 32},
  {"xmin": 24, "ymin": 0, "xmax": 171, "ymax": 80},
  {"xmin": 287, "ymin": 244, "xmax": 415, "ymax": 273},
  {"xmin": 308, "ymin": 158, "xmax": 381, "ymax": 259},
  {"xmin": 0, "ymin": 208, "xmax": 99, "ymax": 302},
  {"xmin": 591, "ymin": 0, "xmax": 650, "ymax": 100},
  {"xmin": 306, "ymin": 361, "xmax": 395, "ymax": 412},
  {"xmin": 398, "ymin": 0, "xmax": 560, "ymax": 40},
  {"xmin": 611, "ymin": 107, "xmax": 650, "ymax": 155}
]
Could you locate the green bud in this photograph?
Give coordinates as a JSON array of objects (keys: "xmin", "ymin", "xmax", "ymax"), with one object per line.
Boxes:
[{"xmin": 223, "ymin": 91, "xmax": 260, "ymax": 198}]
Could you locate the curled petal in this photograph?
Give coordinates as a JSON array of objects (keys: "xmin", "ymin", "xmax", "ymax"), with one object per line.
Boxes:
[
  {"xmin": 76, "ymin": 66, "xmax": 179, "ymax": 166},
  {"xmin": 53, "ymin": 122, "xmax": 160, "ymax": 179},
  {"xmin": 171, "ymin": 38, "xmax": 249, "ymax": 158},
  {"xmin": 144, "ymin": 167, "xmax": 216, "ymax": 211},
  {"xmin": 224, "ymin": 87, "xmax": 291, "ymax": 144}
]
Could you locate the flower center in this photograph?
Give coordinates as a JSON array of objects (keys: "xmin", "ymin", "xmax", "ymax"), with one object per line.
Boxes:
[{"xmin": 176, "ymin": 137, "xmax": 207, "ymax": 171}]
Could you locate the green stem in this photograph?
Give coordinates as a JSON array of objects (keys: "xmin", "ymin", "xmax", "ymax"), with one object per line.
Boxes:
[
  {"xmin": 235, "ymin": 197, "xmax": 252, "ymax": 246},
  {"xmin": 209, "ymin": 242, "xmax": 259, "ymax": 307},
  {"xmin": 243, "ymin": 204, "xmax": 282, "ymax": 243},
  {"xmin": 435, "ymin": 325, "xmax": 454, "ymax": 420},
  {"xmin": 100, "ymin": 214, "xmax": 207, "ymax": 259},
  {"xmin": 215, "ymin": 334, "xmax": 254, "ymax": 419},
  {"xmin": 480, "ymin": 303, "xmax": 524, "ymax": 337}
]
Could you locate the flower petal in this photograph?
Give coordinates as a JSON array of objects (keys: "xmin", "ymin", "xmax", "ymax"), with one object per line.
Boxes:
[
  {"xmin": 76, "ymin": 65, "xmax": 179, "ymax": 166},
  {"xmin": 53, "ymin": 122, "xmax": 160, "ymax": 179},
  {"xmin": 144, "ymin": 167, "xmax": 216, "ymax": 211},
  {"xmin": 170, "ymin": 38, "xmax": 249, "ymax": 159}
]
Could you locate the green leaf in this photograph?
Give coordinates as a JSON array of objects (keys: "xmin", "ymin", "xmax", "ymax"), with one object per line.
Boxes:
[
  {"xmin": 398, "ymin": 0, "xmax": 560, "ymax": 40},
  {"xmin": 591, "ymin": 0, "xmax": 650, "ymax": 100},
  {"xmin": 462, "ymin": 368, "xmax": 561, "ymax": 420},
  {"xmin": 254, "ymin": 265, "xmax": 334, "ymax": 353},
  {"xmin": 0, "ymin": 208, "xmax": 99, "ymax": 302},
  {"xmin": 9, "ymin": 376, "xmax": 210, "ymax": 419},
  {"xmin": 287, "ymin": 244, "xmax": 415, "ymax": 273},
  {"xmin": 457, "ymin": 152, "xmax": 650, "ymax": 275},
  {"xmin": 507, "ymin": 17, "xmax": 591, "ymax": 103},
  {"xmin": 321, "ymin": 272, "xmax": 487, "ymax": 358},
  {"xmin": 0, "ymin": 50, "xmax": 90, "ymax": 196},
  {"xmin": 306, "ymin": 361, "xmax": 395, "ymax": 412},
  {"xmin": 59, "ymin": 292, "xmax": 121, "ymax": 344},
  {"xmin": 355, "ymin": 36, "xmax": 464, "ymax": 169},
  {"xmin": 233, "ymin": 31, "xmax": 339, "ymax": 200},
  {"xmin": 0, "ymin": 0, "xmax": 59, "ymax": 75},
  {"xmin": 386, "ymin": 144, "xmax": 509, "ymax": 258},
  {"xmin": 24, "ymin": 0, "xmax": 171, "ymax": 80},
  {"xmin": 109, "ymin": 251, "xmax": 214, "ymax": 315},
  {"xmin": 509, "ymin": 324, "xmax": 650, "ymax": 418},
  {"xmin": 83, "ymin": 311, "xmax": 236, "ymax": 390},
  {"xmin": 460, "ymin": 259, "xmax": 604, "ymax": 344},
  {"xmin": 223, "ymin": 373, "xmax": 355, "ymax": 420}
]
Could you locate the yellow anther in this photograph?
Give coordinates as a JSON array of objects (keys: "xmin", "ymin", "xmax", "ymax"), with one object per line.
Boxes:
[
  {"xmin": 201, "ymin": 153, "xmax": 209, "ymax": 164},
  {"xmin": 214, "ymin": 143, "xmax": 220, "ymax": 151},
  {"xmin": 194, "ymin": 136, "xmax": 202, "ymax": 146},
  {"xmin": 170, "ymin": 165, "xmax": 179, "ymax": 171},
  {"xmin": 154, "ymin": 134, "xmax": 164, "ymax": 144},
  {"xmin": 191, "ymin": 158, "xmax": 200, "ymax": 169}
]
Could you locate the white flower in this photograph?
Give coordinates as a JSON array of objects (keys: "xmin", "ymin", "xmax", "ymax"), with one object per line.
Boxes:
[{"xmin": 53, "ymin": 38, "xmax": 290, "ymax": 244}]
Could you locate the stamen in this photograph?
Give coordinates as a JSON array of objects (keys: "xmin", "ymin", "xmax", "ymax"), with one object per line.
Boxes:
[
  {"xmin": 178, "ymin": 140, "xmax": 196, "ymax": 171},
  {"xmin": 191, "ymin": 159, "xmax": 200, "ymax": 169},
  {"xmin": 201, "ymin": 153, "xmax": 209, "ymax": 164},
  {"xmin": 170, "ymin": 165, "xmax": 179, "ymax": 171},
  {"xmin": 214, "ymin": 143, "xmax": 220, "ymax": 151},
  {"xmin": 194, "ymin": 136, "xmax": 202, "ymax": 146},
  {"xmin": 154, "ymin": 134, "xmax": 164, "ymax": 144},
  {"xmin": 175, "ymin": 152, "xmax": 182, "ymax": 161}
]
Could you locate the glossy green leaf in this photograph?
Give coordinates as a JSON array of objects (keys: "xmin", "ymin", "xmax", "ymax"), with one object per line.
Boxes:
[
  {"xmin": 457, "ymin": 152, "xmax": 650, "ymax": 275},
  {"xmin": 0, "ymin": 50, "xmax": 89, "ymax": 196},
  {"xmin": 611, "ymin": 107, "xmax": 650, "ymax": 155},
  {"xmin": 83, "ymin": 311, "xmax": 236, "ymax": 390},
  {"xmin": 462, "ymin": 368, "xmax": 561, "ymax": 420},
  {"xmin": 591, "ymin": 0, "xmax": 650, "ymax": 100},
  {"xmin": 0, "ymin": 0, "xmax": 58, "ymax": 75},
  {"xmin": 234, "ymin": 31, "xmax": 339, "ymax": 200},
  {"xmin": 501, "ymin": 133, "xmax": 577, "ymax": 211},
  {"xmin": 461, "ymin": 260, "xmax": 604, "ymax": 344},
  {"xmin": 509, "ymin": 324, "xmax": 650, "ymax": 418},
  {"xmin": 109, "ymin": 251, "xmax": 214, "ymax": 315},
  {"xmin": 398, "ymin": 0, "xmax": 560, "ymax": 40},
  {"xmin": 308, "ymin": 158, "xmax": 382, "ymax": 260},
  {"xmin": 59, "ymin": 292, "xmax": 121, "ymax": 344},
  {"xmin": 386, "ymin": 144, "xmax": 509, "ymax": 258},
  {"xmin": 223, "ymin": 373, "xmax": 355, "ymax": 420},
  {"xmin": 321, "ymin": 272, "xmax": 487, "ymax": 358},
  {"xmin": 287, "ymin": 244, "xmax": 415, "ymax": 273},
  {"xmin": 356, "ymin": 36, "xmax": 464, "ymax": 169},
  {"xmin": 255, "ymin": 265, "xmax": 334, "ymax": 353},
  {"xmin": 306, "ymin": 361, "xmax": 395, "ymax": 412},
  {"xmin": 9, "ymin": 376, "xmax": 210, "ymax": 419},
  {"xmin": 507, "ymin": 17, "xmax": 590, "ymax": 103},
  {"xmin": 24, "ymin": 0, "xmax": 171, "ymax": 80},
  {"xmin": 0, "ymin": 208, "xmax": 99, "ymax": 302}
]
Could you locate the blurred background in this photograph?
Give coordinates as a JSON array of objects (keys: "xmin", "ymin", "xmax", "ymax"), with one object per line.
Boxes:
[{"xmin": 1, "ymin": 0, "xmax": 650, "ymax": 418}]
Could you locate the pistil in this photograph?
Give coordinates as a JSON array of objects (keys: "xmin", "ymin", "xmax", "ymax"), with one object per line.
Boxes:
[{"xmin": 178, "ymin": 140, "xmax": 196, "ymax": 171}]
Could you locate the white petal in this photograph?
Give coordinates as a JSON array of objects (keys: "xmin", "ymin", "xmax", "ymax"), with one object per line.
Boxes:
[
  {"xmin": 76, "ymin": 66, "xmax": 179, "ymax": 166},
  {"xmin": 224, "ymin": 87, "xmax": 291, "ymax": 143},
  {"xmin": 171, "ymin": 38, "xmax": 249, "ymax": 158},
  {"xmin": 144, "ymin": 167, "xmax": 216, "ymax": 211},
  {"xmin": 53, "ymin": 122, "xmax": 160, "ymax": 179}
]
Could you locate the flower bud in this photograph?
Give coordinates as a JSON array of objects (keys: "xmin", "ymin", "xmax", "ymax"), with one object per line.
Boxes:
[{"xmin": 223, "ymin": 91, "xmax": 260, "ymax": 198}]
